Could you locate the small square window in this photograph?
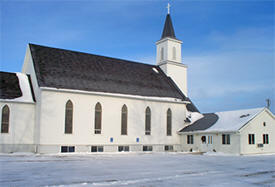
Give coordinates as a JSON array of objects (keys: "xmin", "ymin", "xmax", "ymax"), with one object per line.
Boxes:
[
  {"xmin": 68, "ymin": 146, "xmax": 75, "ymax": 152},
  {"xmin": 222, "ymin": 134, "xmax": 230, "ymax": 145},
  {"xmin": 125, "ymin": 146, "xmax": 129, "ymax": 152},
  {"xmin": 61, "ymin": 146, "xmax": 75, "ymax": 153},
  {"xmin": 118, "ymin": 146, "xmax": 123, "ymax": 152},
  {"xmin": 143, "ymin": 145, "xmax": 153, "ymax": 151},
  {"xmin": 91, "ymin": 146, "xmax": 104, "ymax": 152},
  {"xmin": 118, "ymin": 146, "xmax": 129, "ymax": 152},
  {"xmin": 164, "ymin": 145, "xmax": 173, "ymax": 151},
  {"xmin": 61, "ymin": 146, "xmax": 68, "ymax": 153},
  {"xmin": 98, "ymin": 146, "xmax": 104, "ymax": 152},
  {"xmin": 91, "ymin": 146, "xmax": 97, "ymax": 152}
]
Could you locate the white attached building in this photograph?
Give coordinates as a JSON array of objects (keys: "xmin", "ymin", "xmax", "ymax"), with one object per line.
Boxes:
[{"xmin": 179, "ymin": 108, "xmax": 275, "ymax": 155}]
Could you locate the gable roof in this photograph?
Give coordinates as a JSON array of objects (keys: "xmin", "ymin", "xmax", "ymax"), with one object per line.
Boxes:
[
  {"xmin": 161, "ymin": 14, "xmax": 176, "ymax": 39},
  {"xmin": 0, "ymin": 71, "xmax": 35, "ymax": 103},
  {"xmin": 29, "ymin": 44, "xmax": 187, "ymax": 100},
  {"xmin": 179, "ymin": 107, "xmax": 265, "ymax": 133}
]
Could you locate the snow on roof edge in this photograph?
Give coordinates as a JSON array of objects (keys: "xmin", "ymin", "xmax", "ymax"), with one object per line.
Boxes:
[{"xmin": 203, "ymin": 107, "xmax": 265, "ymax": 132}]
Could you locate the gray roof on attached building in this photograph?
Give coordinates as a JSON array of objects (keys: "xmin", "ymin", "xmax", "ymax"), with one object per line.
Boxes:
[
  {"xmin": 29, "ymin": 44, "xmax": 188, "ymax": 100},
  {"xmin": 180, "ymin": 113, "xmax": 219, "ymax": 132},
  {"xmin": 179, "ymin": 108, "xmax": 268, "ymax": 133}
]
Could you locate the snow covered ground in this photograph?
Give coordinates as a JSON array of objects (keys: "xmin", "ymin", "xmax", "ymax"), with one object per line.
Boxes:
[{"xmin": 0, "ymin": 152, "xmax": 274, "ymax": 187}]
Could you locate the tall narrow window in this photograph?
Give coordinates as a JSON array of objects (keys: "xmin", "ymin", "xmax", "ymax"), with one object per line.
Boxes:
[
  {"xmin": 263, "ymin": 134, "xmax": 269, "ymax": 144},
  {"xmin": 94, "ymin": 102, "xmax": 102, "ymax": 134},
  {"xmin": 248, "ymin": 134, "xmax": 255, "ymax": 144},
  {"xmin": 208, "ymin": 136, "xmax": 213, "ymax": 144},
  {"xmin": 1, "ymin": 105, "xmax": 10, "ymax": 133},
  {"xmin": 167, "ymin": 109, "xmax": 172, "ymax": 136},
  {"xmin": 121, "ymin": 105, "xmax": 128, "ymax": 135},
  {"xmin": 161, "ymin": 47, "xmax": 164, "ymax": 60},
  {"xmin": 145, "ymin": 107, "xmax": 151, "ymax": 135},
  {"xmin": 172, "ymin": 46, "xmax": 176, "ymax": 60},
  {"xmin": 187, "ymin": 135, "xmax": 193, "ymax": 144},
  {"xmin": 65, "ymin": 100, "xmax": 73, "ymax": 134}
]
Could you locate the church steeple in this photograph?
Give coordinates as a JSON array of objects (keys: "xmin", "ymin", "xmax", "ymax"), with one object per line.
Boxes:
[
  {"xmin": 156, "ymin": 3, "xmax": 188, "ymax": 96},
  {"xmin": 161, "ymin": 14, "xmax": 176, "ymax": 39}
]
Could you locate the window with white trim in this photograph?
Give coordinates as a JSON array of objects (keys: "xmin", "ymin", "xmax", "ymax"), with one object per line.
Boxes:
[
  {"xmin": 91, "ymin": 146, "xmax": 104, "ymax": 152},
  {"xmin": 145, "ymin": 107, "xmax": 151, "ymax": 135},
  {"xmin": 121, "ymin": 105, "xmax": 128, "ymax": 135},
  {"xmin": 263, "ymin": 134, "xmax": 269, "ymax": 144},
  {"xmin": 187, "ymin": 135, "xmax": 193, "ymax": 144},
  {"xmin": 61, "ymin": 146, "xmax": 75, "ymax": 153},
  {"xmin": 1, "ymin": 105, "xmax": 9, "ymax": 133},
  {"xmin": 94, "ymin": 102, "xmax": 102, "ymax": 134},
  {"xmin": 222, "ymin": 134, "xmax": 230, "ymax": 144},
  {"xmin": 248, "ymin": 134, "xmax": 255, "ymax": 144},
  {"xmin": 65, "ymin": 100, "xmax": 73, "ymax": 134},
  {"xmin": 118, "ymin": 146, "xmax": 129, "ymax": 152}
]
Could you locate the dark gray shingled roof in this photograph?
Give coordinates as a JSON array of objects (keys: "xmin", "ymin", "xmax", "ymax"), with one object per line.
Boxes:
[
  {"xmin": 29, "ymin": 44, "xmax": 187, "ymax": 100},
  {"xmin": 179, "ymin": 113, "xmax": 219, "ymax": 132},
  {"xmin": 0, "ymin": 71, "xmax": 35, "ymax": 101},
  {"xmin": 0, "ymin": 72, "xmax": 22, "ymax": 99},
  {"xmin": 161, "ymin": 14, "xmax": 176, "ymax": 39}
]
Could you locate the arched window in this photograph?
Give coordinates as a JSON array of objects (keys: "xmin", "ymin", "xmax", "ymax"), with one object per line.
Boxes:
[
  {"xmin": 167, "ymin": 108, "xmax": 172, "ymax": 136},
  {"xmin": 145, "ymin": 107, "xmax": 151, "ymax": 135},
  {"xmin": 65, "ymin": 100, "xmax": 73, "ymax": 134},
  {"xmin": 121, "ymin": 104, "xmax": 128, "ymax": 135},
  {"xmin": 173, "ymin": 46, "xmax": 176, "ymax": 60},
  {"xmin": 94, "ymin": 102, "xmax": 102, "ymax": 134},
  {"xmin": 161, "ymin": 47, "xmax": 164, "ymax": 60},
  {"xmin": 1, "ymin": 105, "xmax": 10, "ymax": 133}
]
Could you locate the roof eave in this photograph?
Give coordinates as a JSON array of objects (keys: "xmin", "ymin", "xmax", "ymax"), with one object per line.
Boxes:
[
  {"xmin": 178, "ymin": 130, "xmax": 238, "ymax": 135},
  {"xmin": 41, "ymin": 87, "xmax": 189, "ymax": 104}
]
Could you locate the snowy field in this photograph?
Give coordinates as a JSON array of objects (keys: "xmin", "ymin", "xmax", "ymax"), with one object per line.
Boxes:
[{"xmin": 0, "ymin": 152, "xmax": 274, "ymax": 187}]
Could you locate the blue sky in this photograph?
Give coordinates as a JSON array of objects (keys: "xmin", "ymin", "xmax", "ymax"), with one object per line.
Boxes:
[{"xmin": 0, "ymin": 0, "xmax": 274, "ymax": 113}]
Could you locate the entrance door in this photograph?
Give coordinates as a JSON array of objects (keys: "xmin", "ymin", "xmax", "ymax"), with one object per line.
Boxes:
[{"xmin": 200, "ymin": 135, "xmax": 207, "ymax": 152}]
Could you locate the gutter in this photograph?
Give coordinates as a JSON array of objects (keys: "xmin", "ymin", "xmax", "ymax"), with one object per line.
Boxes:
[{"xmin": 177, "ymin": 130, "xmax": 238, "ymax": 135}]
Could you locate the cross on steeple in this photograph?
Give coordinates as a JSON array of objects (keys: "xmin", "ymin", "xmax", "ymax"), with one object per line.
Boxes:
[{"xmin": 167, "ymin": 2, "xmax": 171, "ymax": 14}]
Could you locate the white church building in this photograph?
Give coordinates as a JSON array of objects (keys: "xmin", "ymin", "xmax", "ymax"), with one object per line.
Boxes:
[{"xmin": 0, "ymin": 10, "xmax": 274, "ymax": 154}]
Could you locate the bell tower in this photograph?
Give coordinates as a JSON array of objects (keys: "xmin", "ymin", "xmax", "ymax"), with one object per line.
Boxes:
[{"xmin": 156, "ymin": 3, "xmax": 188, "ymax": 96}]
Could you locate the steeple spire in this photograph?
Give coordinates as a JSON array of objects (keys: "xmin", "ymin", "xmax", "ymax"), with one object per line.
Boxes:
[
  {"xmin": 156, "ymin": 3, "xmax": 187, "ymax": 96},
  {"xmin": 161, "ymin": 10, "xmax": 176, "ymax": 39}
]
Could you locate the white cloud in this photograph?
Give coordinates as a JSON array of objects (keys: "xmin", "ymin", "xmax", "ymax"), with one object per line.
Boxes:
[{"xmin": 185, "ymin": 26, "xmax": 274, "ymax": 101}]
